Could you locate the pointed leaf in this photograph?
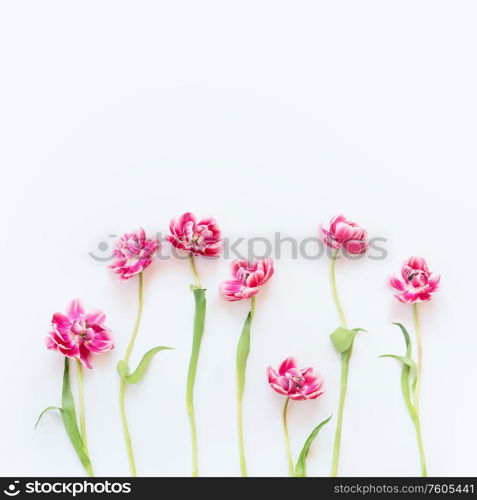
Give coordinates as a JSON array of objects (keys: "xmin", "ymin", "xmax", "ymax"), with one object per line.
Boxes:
[
  {"xmin": 186, "ymin": 287, "xmax": 207, "ymax": 426},
  {"xmin": 236, "ymin": 310, "xmax": 252, "ymax": 401},
  {"xmin": 60, "ymin": 359, "xmax": 92, "ymax": 473},
  {"xmin": 117, "ymin": 346, "xmax": 174, "ymax": 384},
  {"xmin": 295, "ymin": 415, "xmax": 332, "ymax": 477},
  {"xmin": 34, "ymin": 406, "xmax": 62, "ymax": 429},
  {"xmin": 36, "ymin": 358, "xmax": 92, "ymax": 474},
  {"xmin": 330, "ymin": 326, "xmax": 364, "ymax": 353},
  {"xmin": 381, "ymin": 323, "xmax": 417, "ymax": 419},
  {"xmin": 380, "ymin": 354, "xmax": 417, "ymax": 372}
]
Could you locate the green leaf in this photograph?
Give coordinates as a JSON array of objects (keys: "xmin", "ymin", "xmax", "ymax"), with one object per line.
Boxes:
[
  {"xmin": 34, "ymin": 406, "xmax": 62, "ymax": 429},
  {"xmin": 380, "ymin": 354, "xmax": 417, "ymax": 371},
  {"xmin": 295, "ymin": 415, "xmax": 332, "ymax": 477},
  {"xmin": 187, "ymin": 287, "xmax": 206, "ymax": 394},
  {"xmin": 60, "ymin": 358, "xmax": 92, "ymax": 473},
  {"xmin": 117, "ymin": 346, "xmax": 173, "ymax": 384},
  {"xmin": 236, "ymin": 310, "xmax": 252, "ymax": 401},
  {"xmin": 381, "ymin": 323, "xmax": 417, "ymax": 419},
  {"xmin": 330, "ymin": 327, "xmax": 365, "ymax": 353},
  {"xmin": 36, "ymin": 358, "xmax": 92, "ymax": 474}
]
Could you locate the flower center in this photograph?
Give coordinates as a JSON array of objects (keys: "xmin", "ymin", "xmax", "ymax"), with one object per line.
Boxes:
[{"xmin": 292, "ymin": 376, "xmax": 304, "ymax": 389}]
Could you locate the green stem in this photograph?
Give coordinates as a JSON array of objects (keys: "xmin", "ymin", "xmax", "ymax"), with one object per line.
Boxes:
[
  {"xmin": 75, "ymin": 359, "xmax": 93, "ymax": 477},
  {"xmin": 119, "ymin": 271, "xmax": 143, "ymax": 477},
  {"xmin": 330, "ymin": 248, "xmax": 349, "ymax": 477},
  {"xmin": 331, "ymin": 350, "xmax": 350, "ymax": 477},
  {"xmin": 330, "ymin": 249, "xmax": 347, "ymax": 329},
  {"xmin": 189, "ymin": 254, "xmax": 202, "ymax": 288},
  {"xmin": 236, "ymin": 296, "xmax": 256, "ymax": 477},
  {"xmin": 186, "ymin": 263, "xmax": 206, "ymax": 477},
  {"xmin": 412, "ymin": 413, "xmax": 427, "ymax": 477},
  {"xmin": 413, "ymin": 303, "xmax": 422, "ymax": 412},
  {"xmin": 412, "ymin": 302, "xmax": 427, "ymax": 476},
  {"xmin": 282, "ymin": 397, "xmax": 294, "ymax": 477}
]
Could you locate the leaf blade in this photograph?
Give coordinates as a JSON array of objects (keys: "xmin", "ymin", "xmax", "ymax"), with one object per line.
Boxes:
[
  {"xmin": 236, "ymin": 311, "xmax": 252, "ymax": 400},
  {"xmin": 117, "ymin": 346, "xmax": 174, "ymax": 384},
  {"xmin": 295, "ymin": 415, "xmax": 332, "ymax": 477}
]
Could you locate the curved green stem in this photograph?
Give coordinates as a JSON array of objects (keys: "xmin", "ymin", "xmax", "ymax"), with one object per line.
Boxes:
[
  {"xmin": 119, "ymin": 271, "xmax": 143, "ymax": 477},
  {"xmin": 75, "ymin": 359, "xmax": 93, "ymax": 477},
  {"xmin": 412, "ymin": 303, "xmax": 427, "ymax": 476},
  {"xmin": 331, "ymin": 350, "xmax": 350, "ymax": 477},
  {"xmin": 186, "ymin": 263, "xmax": 206, "ymax": 477},
  {"xmin": 330, "ymin": 248, "xmax": 349, "ymax": 477},
  {"xmin": 330, "ymin": 249, "xmax": 347, "ymax": 329},
  {"xmin": 236, "ymin": 296, "xmax": 256, "ymax": 477},
  {"xmin": 189, "ymin": 255, "xmax": 202, "ymax": 288},
  {"xmin": 413, "ymin": 303, "xmax": 422, "ymax": 412},
  {"xmin": 282, "ymin": 397, "xmax": 294, "ymax": 477}
]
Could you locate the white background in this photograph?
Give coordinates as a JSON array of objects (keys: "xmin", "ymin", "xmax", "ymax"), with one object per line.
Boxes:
[{"xmin": 1, "ymin": 1, "xmax": 476, "ymax": 477}]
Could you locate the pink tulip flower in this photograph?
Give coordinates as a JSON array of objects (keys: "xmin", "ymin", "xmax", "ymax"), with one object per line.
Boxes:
[
  {"xmin": 321, "ymin": 214, "xmax": 368, "ymax": 254},
  {"xmin": 110, "ymin": 228, "xmax": 159, "ymax": 281},
  {"xmin": 46, "ymin": 299, "xmax": 114, "ymax": 369},
  {"xmin": 390, "ymin": 256, "xmax": 441, "ymax": 303},
  {"xmin": 220, "ymin": 258, "xmax": 274, "ymax": 301},
  {"xmin": 267, "ymin": 357, "xmax": 324, "ymax": 401},
  {"xmin": 167, "ymin": 212, "xmax": 222, "ymax": 257}
]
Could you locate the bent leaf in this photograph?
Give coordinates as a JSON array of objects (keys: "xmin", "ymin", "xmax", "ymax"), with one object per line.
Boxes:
[
  {"xmin": 381, "ymin": 323, "xmax": 417, "ymax": 418},
  {"xmin": 295, "ymin": 415, "xmax": 332, "ymax": 477},
  {"xmin": 36, "ymin": 358, "xmax": 92, "ymax": 474},
  {"xmin": 117, "ymin": 346, "xmax": 174, "ymax": 384},
  {"xmin": 35, "ymin": 406, "xmax": 62, "ymax": 429},
  {"xmin": 330, "ymin": 327, "xmax": 365, "ymax": 354}
]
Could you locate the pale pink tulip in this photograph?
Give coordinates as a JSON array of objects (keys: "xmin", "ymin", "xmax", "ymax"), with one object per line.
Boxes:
[
  {"xmin": 321, "ymin": 214, "xmax": 368, "ymax": 254},
  {"xmin": 267, "ymin": 357, "xmax": 324, "ymax": 401},
  {"xmin": 391, "ymin": 256, "xmax": 441, "ymax": 303},
  {"xmin": 46, "ymin": 299, "xmax": 114, "ymax": 368},
  {"xmin": 167, "ymin": 212, "xmax": 222, "ymax": 257},
  {"xmin": 220, "ymin": 258, "xmax": 274, "ymax": 301},
  {"xmin": 110, "ymin": 228, "xmax": 159, "ymax": 281}
]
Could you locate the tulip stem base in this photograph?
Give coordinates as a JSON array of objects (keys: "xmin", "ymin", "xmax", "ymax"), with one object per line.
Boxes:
[
  {"xmin": 331, "ymin": 350, "xmax": 350, "ymax": 477},
  {"xmin": 187, "ymin": 283, "xmax": 207, "ymax": 477},
  {"xmin": 282, "ymin": 397, "xmax": 294, "ymax": 477},
  {"xmin": 330, "ymin": 248, "xmax": 349, "ymax": 477},
  {"xmin": 236, "ymin": 296, "xmax": 256, "ymax": 477},
  {"xmin": 412, "ymin": 303, "xmax": 427, "ymax": 476},
  {"xmin": 119, "ymin": 272, "xmax": 143, "ymax": 477},
  {"xmin": 75, "ymin": 359, "xmax": 93, "ymax": 477}
]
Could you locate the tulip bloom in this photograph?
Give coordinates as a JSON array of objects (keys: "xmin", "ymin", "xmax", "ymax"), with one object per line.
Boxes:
[
  {"xmin": 383, "ymin": 257, "xmax": 441, "ymax": 476},
  {"xmin": 321, "ymin": 214, "xmax": 368, "ymax": 255},
  {"xmin": 110, "ymin": 228, "xmax": 159, "ymax": 281},
  {"xmin": 391, "ymin": 256, "xmax": 441, "ymax": 303},
  {"xmin": 168, "ymin": 212, "xmax": 222, "ymax": 477},
  {"xmin": 220, "ymin": 258, "xmax": 274, "ymax": 301},
  {"xmin": 267, "ymin": 358, "xmax": 330, "ymax": 477},
  {"xmin": 220, "ymin": 258, "xmax": 274, "ymax": 476},
  {"xmin": 267, "ymin": 357, "xmax": 324, "ymax": 401},
  {"xmin": 167, "ymin": 212, "xmax": 222, "ymax": 257},
  {"xmin": 46, "ymin": 299, "xmax": 114, "ymax": 369},
  {"xmin": 39, "ymin": 299, "xmax": 114, "ymax": 477},
  {"xmin": 321, "ymin": 214, "xmax": 368, "ymax": 477},
  {"xmin": 112, "ymin": 228, "xmax": 170, "ymax": 477}
]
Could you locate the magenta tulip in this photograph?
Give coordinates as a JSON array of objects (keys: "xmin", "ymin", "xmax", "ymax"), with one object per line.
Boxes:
[
  {"xmin": 390, "ymin": 256, "xmax": 441, "ymax": 303},
  {"xmin": 110, "ymin": 228, "xmax": 159, "ymax": 281},
  {"xmin": 220, "ymin": 258, "xmax": 274, "ymax": 301},
  {"xmin": 46, "ymin": 298, "xmax": 114, "ymax": 369},
  {"xmin": 321, "ymin": 214, "xmax": 368, "ymax": 254},
  {"xmin": 167, "ymin": 212, "xmax": 222, "ymax": 257},
  {"xmin": 267, "ymin": 357, "xmax": 324, "ymax": 401}
]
